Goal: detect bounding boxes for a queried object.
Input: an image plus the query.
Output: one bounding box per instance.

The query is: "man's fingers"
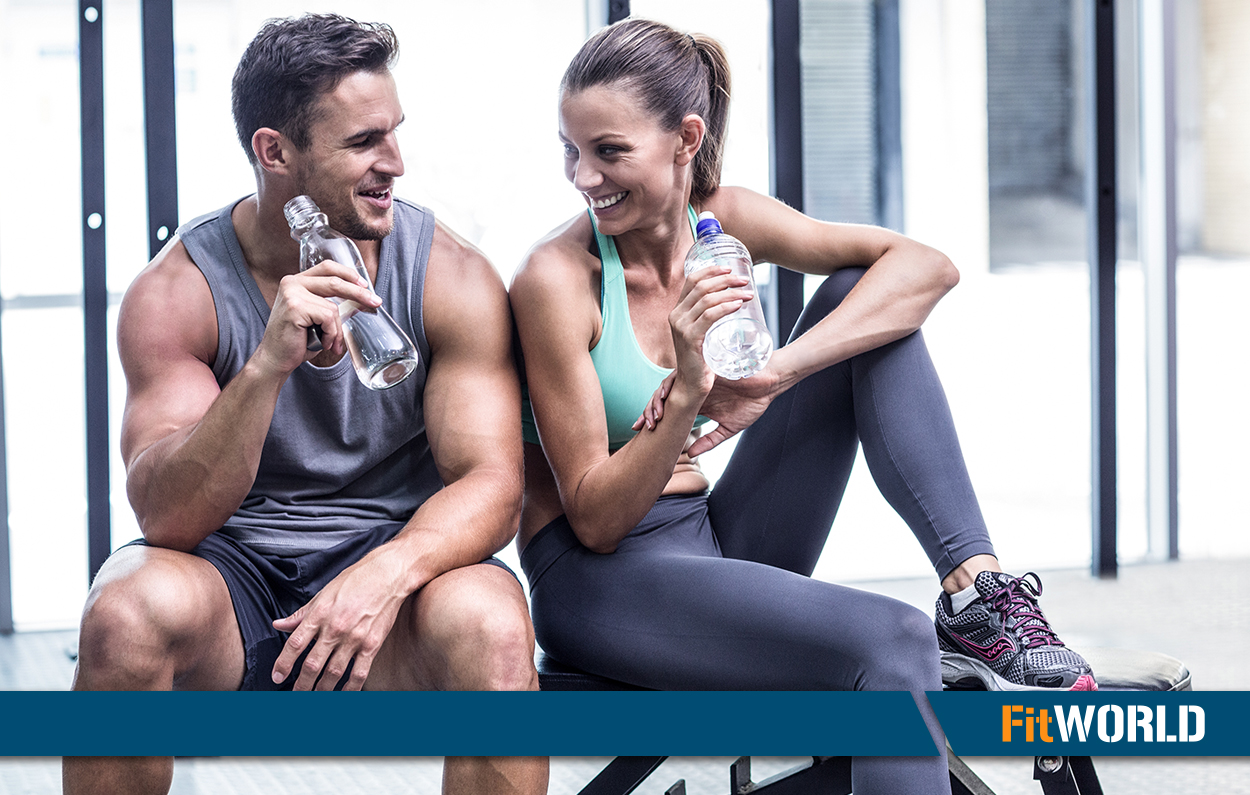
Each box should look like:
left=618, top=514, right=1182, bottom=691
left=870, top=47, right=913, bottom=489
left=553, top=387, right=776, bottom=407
left=270, top=610, right=311, bottom=684
left=298, top=259, right=368, bottom=286
left=342, top=648, right=375, bottom=692
left=301, top=275, right=381, bottom=307
left=314, top=645, right=357, bottom=691
left=292, top=641, right=332, bottom=691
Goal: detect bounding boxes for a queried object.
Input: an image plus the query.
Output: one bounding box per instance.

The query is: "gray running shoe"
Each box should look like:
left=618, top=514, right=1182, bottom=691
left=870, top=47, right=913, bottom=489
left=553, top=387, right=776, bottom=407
left=935, top=571, right=1097, bottom=691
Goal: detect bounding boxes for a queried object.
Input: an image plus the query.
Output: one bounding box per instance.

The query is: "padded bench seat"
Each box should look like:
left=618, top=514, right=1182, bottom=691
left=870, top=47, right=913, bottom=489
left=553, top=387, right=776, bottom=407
left=535, top=652, right=649, bottom=691
left=1079, top=647, right=1191, bottom=691
left=536, top=647, right=1192, bottom=692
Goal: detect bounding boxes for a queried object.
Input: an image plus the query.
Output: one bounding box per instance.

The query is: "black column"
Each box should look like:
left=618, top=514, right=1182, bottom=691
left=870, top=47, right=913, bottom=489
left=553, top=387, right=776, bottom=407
left=81, top=0, right=111, bottom=582
left=143, top=0, right=179, bottom=259
left=1087, top=0, right=1117, bottom=578
left=768, top=0, right=807, bottom=342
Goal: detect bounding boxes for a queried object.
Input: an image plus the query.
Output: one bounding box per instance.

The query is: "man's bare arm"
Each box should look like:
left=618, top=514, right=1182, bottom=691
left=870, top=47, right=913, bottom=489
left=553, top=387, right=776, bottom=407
left=269, top=223, right=523, bottom=690
left=119, top=241, right=380, bottom=551
left=390, top=221, right=524, bottom=577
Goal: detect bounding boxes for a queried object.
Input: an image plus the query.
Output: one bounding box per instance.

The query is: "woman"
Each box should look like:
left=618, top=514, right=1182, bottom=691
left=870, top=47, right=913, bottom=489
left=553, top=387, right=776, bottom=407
left=510, top=18, right=1094, bottom=794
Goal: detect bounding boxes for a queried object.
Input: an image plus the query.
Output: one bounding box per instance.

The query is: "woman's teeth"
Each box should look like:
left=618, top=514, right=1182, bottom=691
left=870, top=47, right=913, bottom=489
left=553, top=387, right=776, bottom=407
left=593, top=192, right=626, bottom=209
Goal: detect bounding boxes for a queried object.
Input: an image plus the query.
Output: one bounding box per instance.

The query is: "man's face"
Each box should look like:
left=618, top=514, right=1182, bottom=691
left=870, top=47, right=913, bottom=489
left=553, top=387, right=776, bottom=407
left=292, top=69, right=406, bottom=241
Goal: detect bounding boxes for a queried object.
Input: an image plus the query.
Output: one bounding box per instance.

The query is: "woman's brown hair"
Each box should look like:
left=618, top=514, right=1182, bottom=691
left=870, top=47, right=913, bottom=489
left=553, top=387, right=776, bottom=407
left=562, top=18, right=731, bottom=204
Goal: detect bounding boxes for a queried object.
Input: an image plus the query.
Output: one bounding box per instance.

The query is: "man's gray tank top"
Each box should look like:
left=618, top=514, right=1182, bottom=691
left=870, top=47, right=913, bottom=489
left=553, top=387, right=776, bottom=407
left=176, top=197, right=441, bottom=556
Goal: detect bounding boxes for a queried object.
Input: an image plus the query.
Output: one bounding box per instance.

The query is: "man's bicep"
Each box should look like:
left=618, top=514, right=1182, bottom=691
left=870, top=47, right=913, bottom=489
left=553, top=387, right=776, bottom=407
left=121, top=353, right=223, bottom=464
left=421, top=266, right=521, bottom=486
left=424, top=351, right=521, bottom=486
left=117, top=262, right=222, bottom=469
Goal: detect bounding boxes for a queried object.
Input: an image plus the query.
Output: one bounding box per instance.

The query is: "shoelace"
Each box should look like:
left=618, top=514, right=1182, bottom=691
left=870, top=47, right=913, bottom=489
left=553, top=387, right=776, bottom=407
left=987, top=572, right=1064, bottom=649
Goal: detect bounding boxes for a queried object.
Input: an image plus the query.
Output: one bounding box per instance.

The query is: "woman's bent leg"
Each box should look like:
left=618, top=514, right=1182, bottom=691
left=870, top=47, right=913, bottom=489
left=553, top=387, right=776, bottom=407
left=709, top=267, right=995, bottom=581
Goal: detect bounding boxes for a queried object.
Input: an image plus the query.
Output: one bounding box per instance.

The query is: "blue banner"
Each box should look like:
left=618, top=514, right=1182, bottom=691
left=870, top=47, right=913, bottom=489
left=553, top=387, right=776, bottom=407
left=0, top=691, right=937, bottom=757
left=6, top=691, right=1246, bottom=757
left=930, top=691, right=1246, bottom=756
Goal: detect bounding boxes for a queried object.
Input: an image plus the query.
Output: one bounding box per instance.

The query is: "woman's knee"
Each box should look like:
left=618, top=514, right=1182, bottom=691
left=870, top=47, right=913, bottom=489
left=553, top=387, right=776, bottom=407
left=858, top=603, right=942, bottom=692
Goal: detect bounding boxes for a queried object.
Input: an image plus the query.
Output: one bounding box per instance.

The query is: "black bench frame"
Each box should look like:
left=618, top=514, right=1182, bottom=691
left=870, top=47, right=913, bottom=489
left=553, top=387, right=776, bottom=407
left=567, top=752, right=1105, bottom=795
left=540, top=645, right=1191, bottom=795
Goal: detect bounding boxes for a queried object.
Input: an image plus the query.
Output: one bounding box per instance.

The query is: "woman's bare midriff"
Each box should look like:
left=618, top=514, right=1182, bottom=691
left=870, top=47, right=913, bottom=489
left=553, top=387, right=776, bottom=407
left=518, top=435, right=711, bottom=552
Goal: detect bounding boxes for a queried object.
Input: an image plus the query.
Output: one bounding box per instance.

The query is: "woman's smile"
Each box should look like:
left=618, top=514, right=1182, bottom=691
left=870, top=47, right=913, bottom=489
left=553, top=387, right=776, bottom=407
left=590, top=191, right=628, bottom=210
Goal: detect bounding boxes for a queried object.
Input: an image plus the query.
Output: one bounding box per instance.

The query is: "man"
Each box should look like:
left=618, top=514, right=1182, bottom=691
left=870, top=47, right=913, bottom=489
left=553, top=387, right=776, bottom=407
left=64, top=14, right=546, bottom=795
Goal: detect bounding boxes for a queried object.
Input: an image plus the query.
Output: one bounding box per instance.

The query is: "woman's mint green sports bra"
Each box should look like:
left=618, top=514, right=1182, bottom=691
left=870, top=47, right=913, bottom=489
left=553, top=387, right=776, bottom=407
left=521, top=206, right=704, bottom=450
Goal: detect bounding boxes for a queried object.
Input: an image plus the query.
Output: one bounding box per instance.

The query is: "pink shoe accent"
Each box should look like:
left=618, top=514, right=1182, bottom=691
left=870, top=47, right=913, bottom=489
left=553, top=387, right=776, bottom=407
left=1069, top=674, right=1098, bottom=691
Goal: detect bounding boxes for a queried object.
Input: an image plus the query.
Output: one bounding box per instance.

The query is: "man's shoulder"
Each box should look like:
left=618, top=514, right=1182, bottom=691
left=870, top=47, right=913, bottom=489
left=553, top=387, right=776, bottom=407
left=387, top=196, right=499, bottom=302
left=122, top=199, right=244, bottom=322
left=177, top=197, right=249, bottom=242
left=421, top=214, right=493, bottom=280
left=392, top=196, right=434, bottom=229
left=418, top=214, right=508, bottom=349
left=118, top=235, right=218, bottom=367
left=123, top=237, right=209, bottom=313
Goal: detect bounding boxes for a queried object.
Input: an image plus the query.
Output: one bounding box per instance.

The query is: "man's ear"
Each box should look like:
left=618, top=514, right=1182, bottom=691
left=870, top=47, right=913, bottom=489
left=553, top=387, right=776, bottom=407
left=675, top=113, right=706, bottom=167
left=252, top=127, right=294, bottom=175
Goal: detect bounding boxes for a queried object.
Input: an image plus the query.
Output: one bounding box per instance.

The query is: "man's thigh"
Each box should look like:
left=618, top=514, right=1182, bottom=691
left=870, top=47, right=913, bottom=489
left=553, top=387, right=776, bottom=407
left=79, top=544, right=245, bottom=691
left=366, top=562, right=536, bottom=691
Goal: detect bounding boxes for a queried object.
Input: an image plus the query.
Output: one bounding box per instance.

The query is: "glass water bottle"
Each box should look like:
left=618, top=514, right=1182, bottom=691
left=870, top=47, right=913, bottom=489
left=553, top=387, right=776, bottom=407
left=283, top=195, right=419, bottom=390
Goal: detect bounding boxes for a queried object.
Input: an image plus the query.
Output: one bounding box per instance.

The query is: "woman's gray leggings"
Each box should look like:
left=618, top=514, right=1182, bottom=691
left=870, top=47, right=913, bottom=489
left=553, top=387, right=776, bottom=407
left=522, top=268, right=996, bottom=795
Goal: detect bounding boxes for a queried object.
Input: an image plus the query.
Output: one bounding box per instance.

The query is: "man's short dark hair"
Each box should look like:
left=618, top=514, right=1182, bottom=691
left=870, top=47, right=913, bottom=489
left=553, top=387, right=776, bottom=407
left=231, top=13, right=399, bottom=165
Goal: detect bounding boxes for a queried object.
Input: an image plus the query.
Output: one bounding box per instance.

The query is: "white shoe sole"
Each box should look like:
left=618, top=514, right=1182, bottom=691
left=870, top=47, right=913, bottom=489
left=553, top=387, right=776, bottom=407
left=940, top=651, right=1097, bottom=692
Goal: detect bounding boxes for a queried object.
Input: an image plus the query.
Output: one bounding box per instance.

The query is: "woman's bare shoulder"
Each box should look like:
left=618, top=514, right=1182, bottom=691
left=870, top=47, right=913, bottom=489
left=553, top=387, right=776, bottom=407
left=511, top=212, right=599, bottom=302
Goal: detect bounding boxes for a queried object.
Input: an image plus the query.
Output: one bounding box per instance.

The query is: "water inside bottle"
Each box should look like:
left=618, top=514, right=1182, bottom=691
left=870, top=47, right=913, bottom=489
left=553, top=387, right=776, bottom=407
left=364, top=357, right=418, bottom=390
left=703, top=316, right=772, bottom=380
left=344, top=329, right=418, bottom=390
left=341, top=307, right=419, bottom=390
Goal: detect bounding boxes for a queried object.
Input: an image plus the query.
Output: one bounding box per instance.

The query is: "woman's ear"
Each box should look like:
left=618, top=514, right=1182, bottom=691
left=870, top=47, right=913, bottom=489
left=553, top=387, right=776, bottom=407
left=252, top=127, right=293, bottom=175
left=675, top=113, right=706, bottom=166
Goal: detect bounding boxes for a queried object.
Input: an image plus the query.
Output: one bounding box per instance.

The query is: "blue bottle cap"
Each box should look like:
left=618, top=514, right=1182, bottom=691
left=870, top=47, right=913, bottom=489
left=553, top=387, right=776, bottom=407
left=695, top=211, right=723, bottom=238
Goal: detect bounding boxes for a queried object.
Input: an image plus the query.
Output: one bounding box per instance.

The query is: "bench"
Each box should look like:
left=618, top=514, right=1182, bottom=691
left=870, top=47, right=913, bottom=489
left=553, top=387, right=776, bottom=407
left=538, top=647, right=1192, bottom=795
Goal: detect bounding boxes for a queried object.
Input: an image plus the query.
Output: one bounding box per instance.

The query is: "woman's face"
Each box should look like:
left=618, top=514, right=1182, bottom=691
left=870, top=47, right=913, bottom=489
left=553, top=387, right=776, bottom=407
left=558, top=84, right=688, bottom=236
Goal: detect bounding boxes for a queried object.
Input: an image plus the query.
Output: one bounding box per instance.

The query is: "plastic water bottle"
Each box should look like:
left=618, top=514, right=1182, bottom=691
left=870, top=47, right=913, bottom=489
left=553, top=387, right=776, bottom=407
left=283, top=195, right=419, bottom=390
left=683, top=211, right=773, bottom=379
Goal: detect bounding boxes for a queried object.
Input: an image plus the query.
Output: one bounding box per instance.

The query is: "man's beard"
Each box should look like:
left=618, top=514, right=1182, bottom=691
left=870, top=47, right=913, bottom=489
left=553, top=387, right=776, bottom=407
left=334, top=207, right=391, bottom=242
left=295, top=176, right=392, bottom=241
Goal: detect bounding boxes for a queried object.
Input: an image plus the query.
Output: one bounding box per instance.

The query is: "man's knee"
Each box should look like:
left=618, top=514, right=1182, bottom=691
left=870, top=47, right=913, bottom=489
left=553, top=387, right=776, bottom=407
left=76, top=548, right=230, bottom=688
left=416, top=566, right=538, bottom=691
left=77, top=574, right=177, bottom=686
left=458, top=594, right=537, bottom=691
